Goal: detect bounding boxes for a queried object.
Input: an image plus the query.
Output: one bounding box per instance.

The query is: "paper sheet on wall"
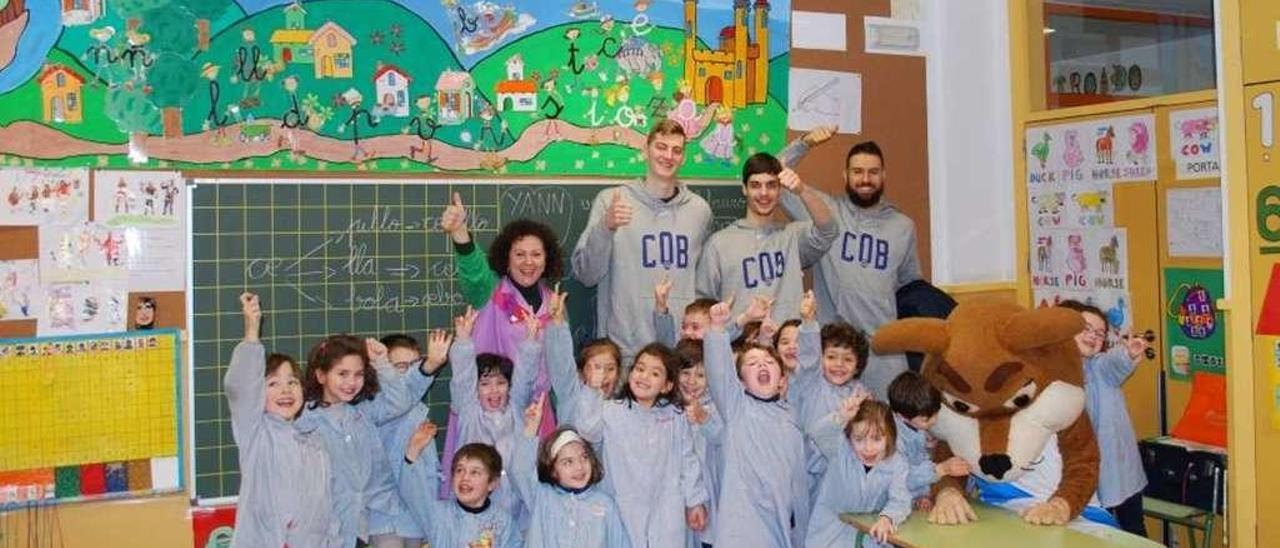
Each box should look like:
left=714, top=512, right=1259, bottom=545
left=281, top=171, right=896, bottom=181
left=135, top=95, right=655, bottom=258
left=791, top=11, right=846, bottom=51
left=1030, top=227, right=1130, bottom=328
left=788, top=68, right=861, bottom=133
left=1166, top=187, right=1224, bottom=258
left=1026, top=114, right=1157, bottom=185
left=92, top=171, right=187, bottom=291
left=0, top=168, right=89, bottom=226
left=0, top=260, right=38, bottom=321
left=36, top=280, right=127, bottom=336
left=39, top=222, right=128, bottom=284
left=1028, top=181, right=1114, bottom=229
left=864, top=16, right=924, bottom=56
left=1169, top=107, right=1221, bottom=180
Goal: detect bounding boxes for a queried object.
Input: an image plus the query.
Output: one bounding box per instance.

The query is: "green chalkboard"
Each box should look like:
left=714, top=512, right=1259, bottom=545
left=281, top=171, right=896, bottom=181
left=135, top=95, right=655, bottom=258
left=190, top=179, right=746, bottom=500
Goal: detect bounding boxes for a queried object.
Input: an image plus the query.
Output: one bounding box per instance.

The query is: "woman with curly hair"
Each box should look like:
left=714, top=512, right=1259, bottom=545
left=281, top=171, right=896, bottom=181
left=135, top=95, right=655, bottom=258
left=436, top=192, right=564, bottom=500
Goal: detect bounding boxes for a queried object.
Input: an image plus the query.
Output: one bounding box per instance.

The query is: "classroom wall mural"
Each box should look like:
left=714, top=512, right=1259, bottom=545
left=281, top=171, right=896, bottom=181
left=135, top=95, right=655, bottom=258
left=0, top=0, right=791, bottom=178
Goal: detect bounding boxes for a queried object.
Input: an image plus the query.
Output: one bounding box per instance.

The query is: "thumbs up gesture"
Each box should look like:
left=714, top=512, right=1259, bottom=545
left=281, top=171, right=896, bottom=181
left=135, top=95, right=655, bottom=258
left=605, top=188, right=633, bottom=231
left=440, top=191, right=471, bottom=244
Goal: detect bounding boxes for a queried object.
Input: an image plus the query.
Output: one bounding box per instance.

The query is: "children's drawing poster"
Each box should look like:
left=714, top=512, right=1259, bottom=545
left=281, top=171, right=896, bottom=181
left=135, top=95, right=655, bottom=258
left=1028, top=181, right=1113, bottom=229
left=1163, top=267, right=1225, bottom=380
left=0, top=0, right=791, bottom=179
left=38, top=221, right=128, bottom=284
left=1166, top=186, right=1224, bottom=258
left=1030, top=227, right=1128, bottom=294
left=93, top=170, right=186, bottom=291
left=1169, top=107, right=1220, bottom=180
left=0, top=259, right=37, bottom=320
left=0, top=167, right=88, bottom=226
left=1025, top=114, right=1156, bottom=185
left=1033, top=287, right=1132, bottom=333
left=37, top=279, right=127, bottom=336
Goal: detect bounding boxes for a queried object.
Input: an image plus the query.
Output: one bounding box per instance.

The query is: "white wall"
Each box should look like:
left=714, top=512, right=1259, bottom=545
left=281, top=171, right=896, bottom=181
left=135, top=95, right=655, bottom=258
left=923, top=0, right=1018, bottom=284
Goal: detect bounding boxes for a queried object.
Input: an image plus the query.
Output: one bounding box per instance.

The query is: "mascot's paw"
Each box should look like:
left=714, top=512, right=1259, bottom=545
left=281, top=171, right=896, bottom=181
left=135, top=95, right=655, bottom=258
left=927, top=488, right=977, bottom=525
left=1022, top=497, right=1071, bottom=526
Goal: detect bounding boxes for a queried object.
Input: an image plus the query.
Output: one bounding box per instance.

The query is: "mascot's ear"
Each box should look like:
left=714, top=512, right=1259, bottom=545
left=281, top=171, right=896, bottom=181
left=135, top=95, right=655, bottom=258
left=997, top=307, right=1084, bottom=352
left=872, top=318, right=949, bottom=355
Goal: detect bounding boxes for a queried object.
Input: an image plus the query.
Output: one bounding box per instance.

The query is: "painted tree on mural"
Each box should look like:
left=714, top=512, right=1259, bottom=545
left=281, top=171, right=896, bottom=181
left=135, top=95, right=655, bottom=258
left=111, top=0, right=169, bottom=31
left=104, top=83, right=161, bottom=163
left=176, top=0, right=235, bottom=52
left=141, top=4, right=199, bottom=137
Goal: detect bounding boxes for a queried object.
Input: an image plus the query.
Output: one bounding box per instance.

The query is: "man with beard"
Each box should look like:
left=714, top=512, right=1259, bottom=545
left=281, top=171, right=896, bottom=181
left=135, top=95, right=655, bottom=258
left=695, top=152, right=836, bottom=322
left=778, top=126, right=922, bottom=399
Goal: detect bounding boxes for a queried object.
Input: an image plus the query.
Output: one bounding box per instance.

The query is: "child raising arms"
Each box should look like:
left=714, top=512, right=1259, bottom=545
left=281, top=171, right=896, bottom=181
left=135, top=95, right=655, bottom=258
left=551, top=283, right=709, bottom=547
left=297, top=326, right=434, bottom=546
left=806, top=393, right=912, bottom=547
left=514, top=393, right=632, bottom=547
left=704, top=296, right=808, bottom=547
left=399, top=420, right=520, bottom=548
left=225, top=293, right=339, bottom=547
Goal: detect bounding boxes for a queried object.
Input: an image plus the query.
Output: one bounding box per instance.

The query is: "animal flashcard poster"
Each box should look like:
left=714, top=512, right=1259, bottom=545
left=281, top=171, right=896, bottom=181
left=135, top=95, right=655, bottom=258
left=0, top=167, right=88, bottom=226
left=1028, top=181, right=1114, bottom=229
left=1169, top=107, right=1220, bottom=180
left=93, top=171, right=187, bottom=291
left=1025, top=114, right=1156, bottom=185
left=1031, top=227, right=1130, bottom=328
left=0, top=259, right=38, bottom=321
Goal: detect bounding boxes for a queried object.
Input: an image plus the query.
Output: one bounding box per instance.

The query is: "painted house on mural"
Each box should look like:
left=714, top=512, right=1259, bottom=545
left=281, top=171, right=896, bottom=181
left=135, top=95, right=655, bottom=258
left=39, top=64, right=83, bottom=124
left=435, top=70, right=475, bottom=125
left=373, top=65, right=411, bottom=117
left=61, top=0, right=102, bottom=26
left=495, top=55, right=536, bottom=113
left=270, top=1, right=315, bottom=65
left=683, top=0, right=771, bottom=108
left=309, top=22, right=356, bottom=79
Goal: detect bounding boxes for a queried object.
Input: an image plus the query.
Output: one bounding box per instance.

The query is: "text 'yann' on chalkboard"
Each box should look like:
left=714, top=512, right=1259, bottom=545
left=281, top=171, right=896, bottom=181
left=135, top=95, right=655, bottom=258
left=189, top=179, right=744, bottom=500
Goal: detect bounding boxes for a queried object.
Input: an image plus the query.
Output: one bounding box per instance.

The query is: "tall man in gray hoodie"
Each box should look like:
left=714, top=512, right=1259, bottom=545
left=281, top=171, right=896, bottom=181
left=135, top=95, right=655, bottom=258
left=573, top=120, right=713, bottom=362
left=779, top=127, right=923, bottom=398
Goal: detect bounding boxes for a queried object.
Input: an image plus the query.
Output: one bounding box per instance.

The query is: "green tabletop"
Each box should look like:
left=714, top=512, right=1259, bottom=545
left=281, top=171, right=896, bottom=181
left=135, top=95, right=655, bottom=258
left=841, top=503, right=1163, bottom=547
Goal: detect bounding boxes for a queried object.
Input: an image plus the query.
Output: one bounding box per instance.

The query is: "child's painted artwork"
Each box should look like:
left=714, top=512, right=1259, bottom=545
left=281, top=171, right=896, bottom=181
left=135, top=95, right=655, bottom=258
left=0, top=258, right=38, bottom=320
left=0, top=0, right=790, bottom=179
left=1025, top=114, right=1155, bottom=185
left=38, top=279, right=127, bottom=335
left=39, top=221, right=128, bottom=284
left=0, top=167, right=89, bottom=225
left=94, top=170, right=186, bottom=291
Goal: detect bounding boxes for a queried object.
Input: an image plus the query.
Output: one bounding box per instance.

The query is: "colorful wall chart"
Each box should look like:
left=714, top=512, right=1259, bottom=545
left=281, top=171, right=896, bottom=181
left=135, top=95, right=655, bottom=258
left=1164, top=267, right=1225, bottom=381
left=0, top=329, right=183, bottom=506
left=0, top=0, right=791, bottom=179
left=1026, top=113, right=1156, bottom=185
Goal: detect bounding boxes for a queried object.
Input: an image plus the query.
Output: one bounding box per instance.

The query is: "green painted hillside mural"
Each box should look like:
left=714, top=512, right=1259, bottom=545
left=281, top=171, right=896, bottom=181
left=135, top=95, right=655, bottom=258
left=0, top=0, right=790, bottom=178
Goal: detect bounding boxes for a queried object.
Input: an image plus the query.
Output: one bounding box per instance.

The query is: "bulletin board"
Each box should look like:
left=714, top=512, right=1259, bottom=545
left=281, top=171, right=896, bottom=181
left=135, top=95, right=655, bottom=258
left=0, top=329, right=183, bottom=507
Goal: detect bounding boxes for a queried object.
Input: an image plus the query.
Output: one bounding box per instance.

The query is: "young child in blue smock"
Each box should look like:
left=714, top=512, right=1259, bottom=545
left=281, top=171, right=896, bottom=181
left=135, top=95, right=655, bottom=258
left=544, top=288, right=710, bottom=548
left=297, top=325, right=433, bottom=546
left=703, top=296, right=808, bottom=548
left=514, top=393, right=633, bottom=547
left=1059, top=300, right=1151, bottom=536
left=449, top=306, right=542, bottom=529
left=786, top=290, right=868, bottom=536
left=806, top=393, right=912, bottom=548
left=544, top=289, right=621, bottom=424
left=675, top=338, right=724, bottom=547
left=225, top=293, right=340, bottom=547
left=375, top=331, right=451, bottom=547
left=886, top=371, right=971, bottom=509
left=399, top=420, right=520, bottom=548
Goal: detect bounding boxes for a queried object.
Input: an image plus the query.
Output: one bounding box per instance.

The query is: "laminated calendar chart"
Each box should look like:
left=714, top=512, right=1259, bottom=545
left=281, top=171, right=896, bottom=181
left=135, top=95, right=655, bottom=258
left=0, top=329, right=183, bottom=506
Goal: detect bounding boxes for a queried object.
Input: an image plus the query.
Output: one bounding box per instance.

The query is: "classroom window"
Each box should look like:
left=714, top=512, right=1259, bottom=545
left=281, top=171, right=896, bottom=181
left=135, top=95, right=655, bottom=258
left=1030, top=0, right=1215, bottom=110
